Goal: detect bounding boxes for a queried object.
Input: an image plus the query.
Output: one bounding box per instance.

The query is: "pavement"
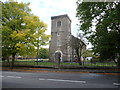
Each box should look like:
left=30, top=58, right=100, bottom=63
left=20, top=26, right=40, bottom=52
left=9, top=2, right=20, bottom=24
left=1, top=67, right=120, bottom=75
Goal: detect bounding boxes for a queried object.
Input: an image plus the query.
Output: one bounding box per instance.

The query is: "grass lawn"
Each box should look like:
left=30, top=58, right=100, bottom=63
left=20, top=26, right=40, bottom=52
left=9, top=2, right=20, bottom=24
left=14, top=61, right=80, bottom=66
left=2, top=59, right=117, bottom=67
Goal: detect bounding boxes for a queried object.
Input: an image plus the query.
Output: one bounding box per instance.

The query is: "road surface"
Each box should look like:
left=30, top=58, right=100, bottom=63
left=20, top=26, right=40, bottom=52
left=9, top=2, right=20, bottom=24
left=1, top=71, right=120, bottom=88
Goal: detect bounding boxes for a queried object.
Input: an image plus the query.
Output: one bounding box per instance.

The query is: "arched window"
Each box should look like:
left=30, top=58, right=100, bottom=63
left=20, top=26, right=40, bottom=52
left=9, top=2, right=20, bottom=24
left=57, top=21, right=61, bottom=27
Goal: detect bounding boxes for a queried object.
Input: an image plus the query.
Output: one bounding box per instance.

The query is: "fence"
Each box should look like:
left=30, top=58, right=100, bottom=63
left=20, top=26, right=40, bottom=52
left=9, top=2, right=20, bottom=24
left=1, top=59, right=117, bottom=68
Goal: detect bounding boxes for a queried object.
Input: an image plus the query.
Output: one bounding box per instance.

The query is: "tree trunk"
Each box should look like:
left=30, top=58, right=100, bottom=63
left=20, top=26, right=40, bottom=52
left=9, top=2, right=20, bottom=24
left=78, top=57, right=82, bottom=65
left=117, top=52, right=120, bottom=68
left=117, top=60, right=120, bottom=68
left=117, top=34, right=120, bottom=68
left=11, top=53, right=16, bottom=69
left=76, top=49, right=82, bottom=65
left=7, top=57, right=9, bottom=63
left=117, top=20, right=120, bottom=68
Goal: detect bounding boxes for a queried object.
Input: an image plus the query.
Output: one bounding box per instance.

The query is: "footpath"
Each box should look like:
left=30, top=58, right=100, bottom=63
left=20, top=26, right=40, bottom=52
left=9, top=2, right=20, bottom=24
left=1, top=66, right=120, bottom=75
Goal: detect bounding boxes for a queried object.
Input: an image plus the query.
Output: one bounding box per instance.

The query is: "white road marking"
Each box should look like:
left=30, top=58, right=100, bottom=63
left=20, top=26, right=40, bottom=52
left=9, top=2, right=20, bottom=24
left=39, top=78, right=46, bottom=80
left=7, top=76, right=22, bottom=78
left=14, top=72, right=32, bottom=74
left=3, top=71, right=32, bottom=74
left=39, top=78, right=86, bottom=83
left=113, top=83, right=120, bottom=86
left=11, top=72, right=32, bottom=74
left=0, top=75, right=4, bottom=77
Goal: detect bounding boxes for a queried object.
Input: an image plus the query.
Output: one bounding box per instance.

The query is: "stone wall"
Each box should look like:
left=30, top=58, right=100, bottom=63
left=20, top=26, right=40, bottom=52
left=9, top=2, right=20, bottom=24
left=49, top=14, right=73, bottom=62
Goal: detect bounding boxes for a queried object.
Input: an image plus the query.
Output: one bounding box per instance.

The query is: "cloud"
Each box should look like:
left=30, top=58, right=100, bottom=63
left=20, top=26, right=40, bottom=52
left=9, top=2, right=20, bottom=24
left=2, top=0, right=79, bottom=36
left=27, top=0, right=79, bottom=36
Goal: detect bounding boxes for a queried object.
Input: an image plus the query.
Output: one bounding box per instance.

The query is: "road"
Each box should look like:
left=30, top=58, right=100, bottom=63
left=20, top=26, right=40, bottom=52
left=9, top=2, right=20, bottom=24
left=1, top=70, right=120, bottom=88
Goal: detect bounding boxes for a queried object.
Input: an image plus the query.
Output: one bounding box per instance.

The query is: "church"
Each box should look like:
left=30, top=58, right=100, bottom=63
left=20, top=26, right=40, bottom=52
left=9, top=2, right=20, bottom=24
left=49, top=14, right=86, bottom=62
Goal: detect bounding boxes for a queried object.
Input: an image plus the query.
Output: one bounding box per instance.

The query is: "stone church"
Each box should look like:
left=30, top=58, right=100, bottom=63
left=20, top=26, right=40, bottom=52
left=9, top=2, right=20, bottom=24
left=49, top=14, right=86, bottom=62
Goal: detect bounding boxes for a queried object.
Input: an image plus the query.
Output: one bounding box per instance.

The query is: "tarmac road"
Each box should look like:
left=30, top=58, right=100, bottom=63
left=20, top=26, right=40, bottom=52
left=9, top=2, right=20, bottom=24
left=1, top=70, right=120, bottom=88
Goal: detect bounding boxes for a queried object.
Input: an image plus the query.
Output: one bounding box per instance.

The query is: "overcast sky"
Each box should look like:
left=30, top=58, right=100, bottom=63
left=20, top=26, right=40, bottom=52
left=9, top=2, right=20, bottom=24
left=16, top=0, right=79, bottom=36
left=2, top=0, right=92, bottom=49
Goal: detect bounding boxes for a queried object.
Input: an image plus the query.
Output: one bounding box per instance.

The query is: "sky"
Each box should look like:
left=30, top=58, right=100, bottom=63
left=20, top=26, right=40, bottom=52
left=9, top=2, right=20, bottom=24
left=16, top=0, right=79, bottom=36
left=2, top=0, right=92, bottom=49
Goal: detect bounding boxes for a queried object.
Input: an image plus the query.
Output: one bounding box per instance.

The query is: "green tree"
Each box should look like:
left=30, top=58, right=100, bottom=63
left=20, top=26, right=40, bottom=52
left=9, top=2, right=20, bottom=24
left=38, top=48, right=49, bottom=59
left=2, top=1, right=50, bottom=68
left=83, top=49, right=94, bottom=58
left=76, top=0, right=120, bottom=67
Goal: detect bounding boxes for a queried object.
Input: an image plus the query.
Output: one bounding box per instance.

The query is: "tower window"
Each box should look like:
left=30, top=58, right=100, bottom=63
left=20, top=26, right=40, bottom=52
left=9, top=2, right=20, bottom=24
left=57, top=40, right=61, bottom=46
left=57, top=21, right=61, bottom=27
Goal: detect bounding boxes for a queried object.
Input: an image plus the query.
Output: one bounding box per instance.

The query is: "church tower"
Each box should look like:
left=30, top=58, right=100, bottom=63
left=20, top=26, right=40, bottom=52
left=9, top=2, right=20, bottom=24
left=49, top=14, right=72, bottom=62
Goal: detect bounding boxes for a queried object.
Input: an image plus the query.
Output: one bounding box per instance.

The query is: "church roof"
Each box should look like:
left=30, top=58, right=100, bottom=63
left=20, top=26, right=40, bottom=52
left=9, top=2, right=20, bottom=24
left=71, top=35, right=86, bottom=47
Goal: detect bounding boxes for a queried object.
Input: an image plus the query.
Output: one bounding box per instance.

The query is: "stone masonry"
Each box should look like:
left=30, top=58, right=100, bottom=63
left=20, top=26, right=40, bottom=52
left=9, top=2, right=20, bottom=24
left=49, top=14, right=86, bottom=62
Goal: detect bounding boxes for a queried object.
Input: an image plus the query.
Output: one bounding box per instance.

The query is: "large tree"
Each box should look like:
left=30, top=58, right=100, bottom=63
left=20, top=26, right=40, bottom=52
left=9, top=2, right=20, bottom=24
left=38, top=48, right=49, bottom=59
left=2, top=1, right=50, bottom=68
left=76, top=0, right=120, bottom=67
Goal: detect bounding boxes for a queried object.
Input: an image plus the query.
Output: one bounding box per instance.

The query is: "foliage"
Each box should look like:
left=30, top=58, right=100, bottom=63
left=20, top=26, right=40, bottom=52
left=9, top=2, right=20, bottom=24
left=76, top=0, right=120, bottom=67
left=38, top=48, right=49, bottom=59
left=83, top=49, right=94, bottom=57
left=2, top=0, right=50, bottom=68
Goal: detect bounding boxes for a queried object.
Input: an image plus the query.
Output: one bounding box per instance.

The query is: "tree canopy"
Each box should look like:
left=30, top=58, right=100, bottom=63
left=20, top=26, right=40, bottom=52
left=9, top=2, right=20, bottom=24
left=38, top=48, right=49, bottom=59
left=76, top=0, right=120, bottom=66
left=2, top=0, right=50, bottom=67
